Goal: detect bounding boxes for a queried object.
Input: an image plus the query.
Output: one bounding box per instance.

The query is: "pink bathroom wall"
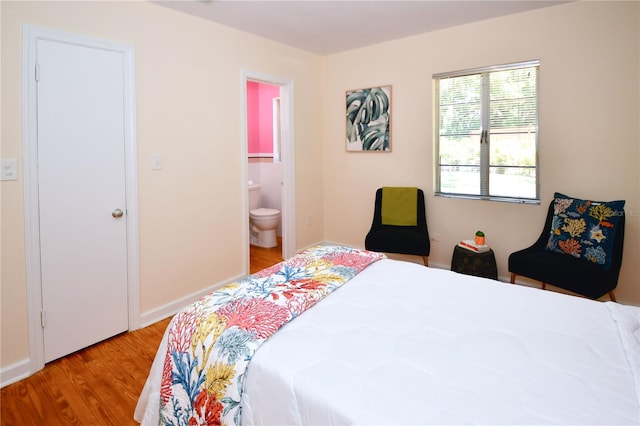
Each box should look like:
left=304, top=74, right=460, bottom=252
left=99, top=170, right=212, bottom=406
left=247, top=81, right=280, bottom=155
left=247, top=81, right=260, bottom=154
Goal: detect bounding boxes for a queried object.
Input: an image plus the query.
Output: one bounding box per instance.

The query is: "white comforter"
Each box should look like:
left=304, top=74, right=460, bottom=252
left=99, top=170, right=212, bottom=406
left=240, top=259, right=640, bottom=425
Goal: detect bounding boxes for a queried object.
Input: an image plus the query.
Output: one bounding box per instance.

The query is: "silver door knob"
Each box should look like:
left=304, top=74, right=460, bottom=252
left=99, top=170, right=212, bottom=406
left=112, top=208, right=124, bottom=218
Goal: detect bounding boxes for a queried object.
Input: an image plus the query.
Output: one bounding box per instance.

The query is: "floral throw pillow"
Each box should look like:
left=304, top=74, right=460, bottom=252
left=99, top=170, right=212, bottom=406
left=546, top=192, right=625, bottom=269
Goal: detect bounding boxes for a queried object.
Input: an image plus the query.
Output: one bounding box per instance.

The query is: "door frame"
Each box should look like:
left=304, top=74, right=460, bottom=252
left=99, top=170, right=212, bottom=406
left=22, top=24, right=140, bottom=374
left=240, top=70, right=296, bottom=267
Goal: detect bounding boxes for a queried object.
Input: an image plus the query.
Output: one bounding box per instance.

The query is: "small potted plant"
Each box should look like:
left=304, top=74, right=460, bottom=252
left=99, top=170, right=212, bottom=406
left=475, top=230, right=485, bottom=245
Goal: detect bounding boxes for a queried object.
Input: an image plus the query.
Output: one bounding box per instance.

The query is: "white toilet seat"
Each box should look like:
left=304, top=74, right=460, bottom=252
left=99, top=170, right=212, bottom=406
left=250, top=208, right=280, bottom=218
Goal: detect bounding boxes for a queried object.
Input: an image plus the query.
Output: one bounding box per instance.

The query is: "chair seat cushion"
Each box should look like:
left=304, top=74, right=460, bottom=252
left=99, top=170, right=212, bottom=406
left=365, top=226, right=429, bottom=256
left=509, top=248, right=616, bottom=299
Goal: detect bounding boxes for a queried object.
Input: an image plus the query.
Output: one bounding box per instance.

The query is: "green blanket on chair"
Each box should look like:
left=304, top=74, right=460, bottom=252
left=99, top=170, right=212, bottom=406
left=381, top=187, right=418, bottom=226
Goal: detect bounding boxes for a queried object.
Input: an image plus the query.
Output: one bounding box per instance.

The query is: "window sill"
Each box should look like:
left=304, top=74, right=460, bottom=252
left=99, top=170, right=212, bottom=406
left=434, top=193, right=540, bottom=205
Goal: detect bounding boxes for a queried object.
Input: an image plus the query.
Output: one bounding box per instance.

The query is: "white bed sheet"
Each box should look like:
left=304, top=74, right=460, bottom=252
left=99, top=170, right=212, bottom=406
left=240, top=259, right=640, bottom=425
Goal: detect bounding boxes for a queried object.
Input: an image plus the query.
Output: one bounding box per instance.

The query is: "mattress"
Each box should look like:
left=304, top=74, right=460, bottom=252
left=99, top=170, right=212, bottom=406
left=136, top=255, right=640, bottom=425
left=240, top=259, right=639, bottom=425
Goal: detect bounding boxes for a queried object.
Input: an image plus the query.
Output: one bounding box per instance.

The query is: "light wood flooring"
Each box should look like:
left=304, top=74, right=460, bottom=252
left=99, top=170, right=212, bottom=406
left=0, top=240, right=282, bottom=425
left=249, top=237, right=284, bottom=274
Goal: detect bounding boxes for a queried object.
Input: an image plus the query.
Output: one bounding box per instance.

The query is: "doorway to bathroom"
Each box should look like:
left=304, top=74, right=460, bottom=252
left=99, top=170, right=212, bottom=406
left=241, top=70, right=295, bottom=272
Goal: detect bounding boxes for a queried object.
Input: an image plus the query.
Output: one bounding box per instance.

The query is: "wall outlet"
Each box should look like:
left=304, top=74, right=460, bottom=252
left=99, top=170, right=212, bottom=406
left=1, top=159, right=18, bottom=181
left=430, top=233, right=441, bottom=242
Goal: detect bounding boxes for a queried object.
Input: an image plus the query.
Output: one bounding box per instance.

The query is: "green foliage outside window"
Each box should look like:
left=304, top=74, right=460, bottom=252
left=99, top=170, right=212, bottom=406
left=435, top=62, right=539, bottom=201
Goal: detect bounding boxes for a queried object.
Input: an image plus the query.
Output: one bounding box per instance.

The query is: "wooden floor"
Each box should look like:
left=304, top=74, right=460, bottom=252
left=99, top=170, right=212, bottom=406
left=249, top=237, right=284, bottom=274
left=0, top=241, right=282, bottom=425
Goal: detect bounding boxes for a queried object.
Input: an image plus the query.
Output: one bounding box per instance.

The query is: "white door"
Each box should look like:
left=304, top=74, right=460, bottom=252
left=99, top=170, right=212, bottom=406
left=37, top=38, right=129, bottom=362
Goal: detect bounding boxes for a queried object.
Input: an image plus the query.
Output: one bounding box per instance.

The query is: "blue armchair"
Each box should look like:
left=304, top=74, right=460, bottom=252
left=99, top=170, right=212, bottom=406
left=508, top=197, right=625, bottom=301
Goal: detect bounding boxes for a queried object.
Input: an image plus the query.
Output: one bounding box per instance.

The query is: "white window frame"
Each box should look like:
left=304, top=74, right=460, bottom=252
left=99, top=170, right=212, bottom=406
left=433, top=60, right=540, bottom=204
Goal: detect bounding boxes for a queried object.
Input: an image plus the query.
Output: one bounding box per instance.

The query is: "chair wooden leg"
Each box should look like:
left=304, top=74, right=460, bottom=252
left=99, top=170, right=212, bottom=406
left=609, top=291, right=617, bottom=302
left=510, top=273, right=516, bottom=284
left=422, top=256, right=428, bottom=267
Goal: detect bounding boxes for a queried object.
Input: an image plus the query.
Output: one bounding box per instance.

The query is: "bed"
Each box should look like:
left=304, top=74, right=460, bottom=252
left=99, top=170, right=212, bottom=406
left=135, top=244, right=640, bottom=425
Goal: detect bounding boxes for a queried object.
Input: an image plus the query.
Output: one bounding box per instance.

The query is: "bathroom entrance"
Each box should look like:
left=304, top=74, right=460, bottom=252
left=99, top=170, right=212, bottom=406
left=242, top=71, right=295, bottom=271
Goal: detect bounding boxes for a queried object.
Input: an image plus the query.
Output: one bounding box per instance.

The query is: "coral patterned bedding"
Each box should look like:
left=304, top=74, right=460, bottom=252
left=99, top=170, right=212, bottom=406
left=135, top=245, right=384, bottom=425
left=136, top=245, right=640, bottom=425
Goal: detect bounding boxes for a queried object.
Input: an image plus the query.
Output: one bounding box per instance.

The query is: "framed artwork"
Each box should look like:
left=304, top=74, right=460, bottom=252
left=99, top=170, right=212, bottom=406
left=346, top=85, right=391, bottom=152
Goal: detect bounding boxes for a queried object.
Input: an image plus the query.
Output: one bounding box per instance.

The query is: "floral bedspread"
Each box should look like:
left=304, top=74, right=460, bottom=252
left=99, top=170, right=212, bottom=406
left=158, top=245, right=385, bottom=425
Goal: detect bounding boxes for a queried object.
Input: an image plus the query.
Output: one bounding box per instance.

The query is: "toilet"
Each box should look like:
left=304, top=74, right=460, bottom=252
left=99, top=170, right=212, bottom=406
left=248, top=182, right=281, bottom=248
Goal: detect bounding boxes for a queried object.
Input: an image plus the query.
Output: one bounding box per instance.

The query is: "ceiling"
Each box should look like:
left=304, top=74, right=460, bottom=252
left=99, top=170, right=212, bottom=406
left=155, top=0, right=567, bottom=55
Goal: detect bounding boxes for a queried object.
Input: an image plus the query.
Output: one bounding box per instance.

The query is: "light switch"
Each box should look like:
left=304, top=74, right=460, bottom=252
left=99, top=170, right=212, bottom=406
left=1, top=159, right=18, bottom=181
left=151, top=153, right=163, bottom=170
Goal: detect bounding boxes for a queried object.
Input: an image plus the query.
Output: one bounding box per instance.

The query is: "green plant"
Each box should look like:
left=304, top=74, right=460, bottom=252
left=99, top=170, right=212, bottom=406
left=475, top=230, right=485, bottom=237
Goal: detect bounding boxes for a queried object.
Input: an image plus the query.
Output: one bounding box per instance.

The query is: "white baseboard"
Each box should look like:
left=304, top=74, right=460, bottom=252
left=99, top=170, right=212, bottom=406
left=1, top=358, right=31, bottom=388
left=1, top=274, right=248, bottom=388
left=5, top=246, right=437, bottom=389
left=134, top=243, right=341, bottom=328
left=138, top=244, right=453, bottom=330
left=139, top=273, right=246, bottom=328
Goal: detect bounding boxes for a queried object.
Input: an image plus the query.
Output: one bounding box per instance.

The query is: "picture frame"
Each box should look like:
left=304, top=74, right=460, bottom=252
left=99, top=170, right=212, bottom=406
left=346, top=85, right=391, bottom=152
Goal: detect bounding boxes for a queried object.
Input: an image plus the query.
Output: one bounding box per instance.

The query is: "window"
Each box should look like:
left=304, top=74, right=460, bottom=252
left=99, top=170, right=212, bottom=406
left=434, top=60, right=539, bottom=203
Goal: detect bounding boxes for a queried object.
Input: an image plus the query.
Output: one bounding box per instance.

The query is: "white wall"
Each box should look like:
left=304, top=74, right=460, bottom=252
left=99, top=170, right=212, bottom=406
left=321, top=1, right=639, bottom=304
left=1, top=0, right=323, bottom=372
